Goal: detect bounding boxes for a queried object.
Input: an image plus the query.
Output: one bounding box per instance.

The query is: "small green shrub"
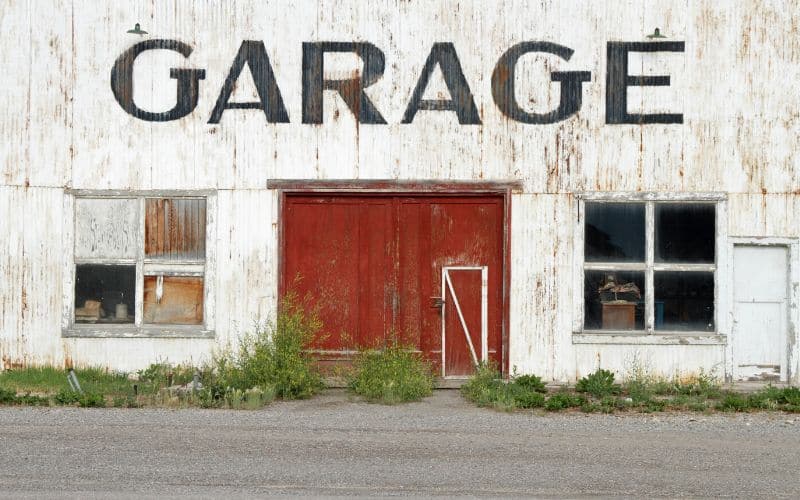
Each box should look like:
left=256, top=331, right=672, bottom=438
left=54, top=389, right=80, bottom=405
left=0, top=387, right=16, bottom=404
left=78, top=392, right=106, bottom=408
left=512, top=374, right=547, bottom=394
left=641, top=399, right=667, bottom=412
left=779, top=387, right=800, bottom=405
left=461, top=365, right=549, bottom=411
left=210, top=293, right=325, bottom=400
left=576, top=369, right=620, bottom=398
left=348, top=340, right=434, bottom=404
left=460, top=364, right=504, bottom=407
left=545, top=392, right=585, bottom=411
left=9, top=393, right=49, bottom=406
left=53, top=389, right=105, bottom=407
left=509, top=386, right=546, bottom=409
left=717, top=392, right=750, bottom=412
left=580, top=402, right=599, bottom=413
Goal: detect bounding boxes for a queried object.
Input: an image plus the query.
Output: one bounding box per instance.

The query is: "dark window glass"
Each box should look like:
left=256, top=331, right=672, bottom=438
left=585, top=203, right=645, bottom=262
left=75, top=265, right=135, bottom=324
left=584, top=271, right=645, bottom=330
left=655, top=204, right=715, bottom=263
left=654, top=272, right=714, bottom=331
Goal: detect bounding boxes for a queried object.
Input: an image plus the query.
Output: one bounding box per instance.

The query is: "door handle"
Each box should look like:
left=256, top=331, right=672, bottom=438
left=430, top=296, right=444, bottom=308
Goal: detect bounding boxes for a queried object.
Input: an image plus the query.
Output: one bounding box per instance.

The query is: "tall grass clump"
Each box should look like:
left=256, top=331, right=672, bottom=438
left=347, top=338, right=435, bottom=404
left=210, top=293, right=325, bottom=400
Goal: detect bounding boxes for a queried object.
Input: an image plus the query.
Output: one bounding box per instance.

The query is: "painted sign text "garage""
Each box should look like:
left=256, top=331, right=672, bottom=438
left=111, top=40, right=685, bottom=126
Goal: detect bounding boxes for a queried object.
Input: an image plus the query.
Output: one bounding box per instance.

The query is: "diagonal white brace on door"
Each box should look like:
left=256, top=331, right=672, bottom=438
left=441, top=266, right=488, bottom=377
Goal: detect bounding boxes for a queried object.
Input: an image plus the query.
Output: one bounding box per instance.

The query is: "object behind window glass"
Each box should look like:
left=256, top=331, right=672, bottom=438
left=655, top=272, right=714, bottom=331
left=584, top=270, right=645, bottom=330
left=655, top=204, right=715, bottom=263
left=585, top=203, right=645, bottom=262
left=74, top=265, right=135, bottom=323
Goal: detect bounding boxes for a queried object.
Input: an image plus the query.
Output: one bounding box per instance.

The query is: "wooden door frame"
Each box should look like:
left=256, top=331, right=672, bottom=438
left=271, top=179, right=521, bottom=375
left=727, top=237, right=800, bottom=383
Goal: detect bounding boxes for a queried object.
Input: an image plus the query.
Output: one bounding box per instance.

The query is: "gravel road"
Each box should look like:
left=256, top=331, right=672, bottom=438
left=0, top=389, right=798, bottom=498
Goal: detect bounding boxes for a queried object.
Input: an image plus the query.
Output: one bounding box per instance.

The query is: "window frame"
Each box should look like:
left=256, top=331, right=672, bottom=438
left=62, top=190, right=216, bottom=339
left=572, top=192, right=728, bottom=345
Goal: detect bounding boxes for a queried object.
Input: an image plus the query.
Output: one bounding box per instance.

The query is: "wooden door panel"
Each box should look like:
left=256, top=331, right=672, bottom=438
left=284, top=196, right=391, bottom=351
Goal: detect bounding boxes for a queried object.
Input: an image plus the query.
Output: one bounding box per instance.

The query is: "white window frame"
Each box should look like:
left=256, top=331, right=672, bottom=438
left=62, top=190, right=216, bottom=338
left=572, top=192, right=728, bottom=345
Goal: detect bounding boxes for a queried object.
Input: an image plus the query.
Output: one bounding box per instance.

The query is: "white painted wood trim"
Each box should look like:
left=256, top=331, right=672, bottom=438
left=577, top=192, right=727, bottom=202
left=62, top=327, right=215, bottom=339
left=572, top=333, right=727, bottom=345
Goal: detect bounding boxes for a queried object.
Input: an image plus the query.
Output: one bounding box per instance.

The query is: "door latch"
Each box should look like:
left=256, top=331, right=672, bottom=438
left=430, top=296, right=444, bottom=308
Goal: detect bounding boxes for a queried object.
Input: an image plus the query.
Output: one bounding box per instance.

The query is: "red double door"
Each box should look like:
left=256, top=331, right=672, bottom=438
left=282, top=194, right=505, bottom=377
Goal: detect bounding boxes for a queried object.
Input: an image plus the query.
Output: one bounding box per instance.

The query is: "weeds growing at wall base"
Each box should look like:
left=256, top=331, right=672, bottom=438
left=346, top=336, right=435, bottom=404
left=461, top=365, right=800, bottom=414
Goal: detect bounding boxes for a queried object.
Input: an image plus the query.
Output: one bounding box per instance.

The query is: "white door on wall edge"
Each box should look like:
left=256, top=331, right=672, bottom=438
left=732, top=245, right=788, bottom=381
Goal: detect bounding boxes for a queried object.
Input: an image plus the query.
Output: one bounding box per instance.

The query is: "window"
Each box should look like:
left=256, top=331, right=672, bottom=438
left=582, top=200, right=716, bottom=333
left=72, top=196, right=207, bottom=331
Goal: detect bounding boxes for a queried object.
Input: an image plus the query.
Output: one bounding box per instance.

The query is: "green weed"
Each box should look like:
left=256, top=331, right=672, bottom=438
left=545, top=392, right=586, bottom=411
left=716, top=392, right=750, bottom=412
left=347, top=339, right=434, bottom=404
left=576, top=369, right=620, bottom=398
left=211, top=293, right=325, bottom=400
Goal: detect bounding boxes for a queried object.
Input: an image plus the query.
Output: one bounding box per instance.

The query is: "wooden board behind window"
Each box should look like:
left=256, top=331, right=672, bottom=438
left=145, top=199, right=206, bottom=260
left=143, top=276, right=203, bottom=325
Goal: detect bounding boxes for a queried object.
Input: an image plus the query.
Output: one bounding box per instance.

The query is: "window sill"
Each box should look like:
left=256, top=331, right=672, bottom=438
left=572, top=332, right=727, bottom=345
left=62, top=326, right=215, bottom=339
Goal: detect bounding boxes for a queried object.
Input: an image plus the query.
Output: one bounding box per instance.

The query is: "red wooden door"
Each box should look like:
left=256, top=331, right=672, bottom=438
left=282, top=194, right=504, bottom=376
left=283, top=196, right=393, bottom=350
left=396, top=197, right=503, bottom=376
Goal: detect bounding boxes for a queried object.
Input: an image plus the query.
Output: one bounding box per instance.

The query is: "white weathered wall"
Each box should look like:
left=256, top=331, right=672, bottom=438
left=1, top=1, right=798, bottom=380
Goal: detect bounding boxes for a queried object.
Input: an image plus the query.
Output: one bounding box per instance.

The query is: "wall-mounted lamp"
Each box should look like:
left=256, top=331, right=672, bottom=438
left=126, top=23, right=148, bottom=36
left=646, top=28, right=667, bottom=39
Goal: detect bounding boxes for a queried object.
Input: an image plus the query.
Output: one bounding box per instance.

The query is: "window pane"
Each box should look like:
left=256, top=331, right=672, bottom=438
left=655, top=204, right=715, bottom=263
left=585, top=203, right=645, bottom=262
left=584, top=271, right=645, bottom=330
left=75, top=198, right=138, bottom=259
left=654, top=272, right=714, bottom=331
left=75, top=265, right=135, bottom=324
left=145, top=199, right=206, bottom=260
left=143, top=276, right=203, bottom=325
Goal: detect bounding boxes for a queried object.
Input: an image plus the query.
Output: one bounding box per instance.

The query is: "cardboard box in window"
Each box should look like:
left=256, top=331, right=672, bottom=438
left=602, top=302, right=636, bottom=330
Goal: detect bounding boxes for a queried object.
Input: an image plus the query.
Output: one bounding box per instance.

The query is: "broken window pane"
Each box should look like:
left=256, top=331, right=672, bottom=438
left=585, top=203, right=645, bottom=262
left=145, top=199, right=206, bottom=261
left=75, top=265, right=135, bottom=324
left=75, top=198, right=138, bottom=259
left=143, top=276, right=203, bottom=325
left=654, top=272, right=714, bottom=331
left=655, top=204, right=715, bottom=263
left=584, top=270, right=645, bottom=330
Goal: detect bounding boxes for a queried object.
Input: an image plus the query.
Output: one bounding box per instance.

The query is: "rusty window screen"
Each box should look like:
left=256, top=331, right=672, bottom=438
left=145, top=198, right=206, bottom=261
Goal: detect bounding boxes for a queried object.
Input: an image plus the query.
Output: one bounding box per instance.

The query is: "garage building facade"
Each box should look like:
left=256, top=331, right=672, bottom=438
left=1, top=0, right=799, bottom=383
